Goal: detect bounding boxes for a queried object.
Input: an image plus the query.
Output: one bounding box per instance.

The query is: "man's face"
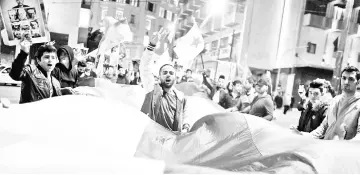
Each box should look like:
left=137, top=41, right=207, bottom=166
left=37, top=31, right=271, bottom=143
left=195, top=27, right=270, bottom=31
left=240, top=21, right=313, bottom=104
left=9, top=10, right=16, bottom=20
left=308, top=87, right=322, bottom=103
left=86, top=62, right=94, bottom=71
left=119, top=68, right=125, bottom=75
left=30, top=22, right=38, bottom=29
left=16, top=0, right=24, bottom=5
left=218, top=78, right=225, bottom=88
left=78, top=66, right=86, bottom=74
left=59, top=51, right=70, bottom=68
left=234, top=83, right=243, bottom=93
left=186, top=70, right=192, bottom=77
left=341, top=71, right=358, bottom=93
left=38, top=52, right=58, bottom=72
left=255, top=84, right=268, bottom=94
left=18, top=9, right=27, bottom=20
left=159, top=65, right=176, bottom=88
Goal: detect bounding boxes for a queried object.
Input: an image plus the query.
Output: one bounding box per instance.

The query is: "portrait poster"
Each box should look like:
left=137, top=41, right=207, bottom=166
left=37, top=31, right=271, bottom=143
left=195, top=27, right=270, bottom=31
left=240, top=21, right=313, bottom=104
left=0, top=0, right=48, bottom=45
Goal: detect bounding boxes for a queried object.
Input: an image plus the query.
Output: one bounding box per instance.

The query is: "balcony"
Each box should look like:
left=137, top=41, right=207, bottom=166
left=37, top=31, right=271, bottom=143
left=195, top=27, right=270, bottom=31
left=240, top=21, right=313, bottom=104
left=303, top=13, right=326, bottom=29
left=303, top=13, right=345, bottom=31
left=349, top=22, right=359, bottom=35
left=180, top=0, right=202, bottom=16
left=184, top=17, right=194, bottom=28
left=223, top=11, right=244, bottom=28
left=219, top=46, right=231, bottom=59
left=223, top=4, right=245, bottom=28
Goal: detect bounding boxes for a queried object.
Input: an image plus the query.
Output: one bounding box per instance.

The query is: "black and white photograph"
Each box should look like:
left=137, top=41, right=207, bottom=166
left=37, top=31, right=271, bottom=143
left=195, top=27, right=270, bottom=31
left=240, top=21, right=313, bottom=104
left=7, top=9, right=18, bottom=22
left=2, top=0, right=360, bottom=174
left=0, top=0, right=47, bottom=41
left=25, top=7, right=36, bottom=20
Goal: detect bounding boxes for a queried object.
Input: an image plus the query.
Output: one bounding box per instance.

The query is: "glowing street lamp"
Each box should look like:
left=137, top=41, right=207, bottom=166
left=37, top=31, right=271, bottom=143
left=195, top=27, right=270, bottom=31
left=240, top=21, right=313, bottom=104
left=207, top=0, right=228, bottom=16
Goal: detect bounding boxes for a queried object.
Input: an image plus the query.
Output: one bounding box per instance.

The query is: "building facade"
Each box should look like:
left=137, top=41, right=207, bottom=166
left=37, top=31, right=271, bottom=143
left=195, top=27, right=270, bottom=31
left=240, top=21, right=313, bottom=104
left=275, top=0, right=360, bottom=105
left=175, top=0, right=245, bottom=81
left=88, top=0, right=179, bottom=71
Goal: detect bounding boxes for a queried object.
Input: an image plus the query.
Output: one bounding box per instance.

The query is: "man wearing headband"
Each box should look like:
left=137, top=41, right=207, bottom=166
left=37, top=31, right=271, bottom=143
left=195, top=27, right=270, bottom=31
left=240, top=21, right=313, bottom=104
left=140, top=28, right=190, bottom=133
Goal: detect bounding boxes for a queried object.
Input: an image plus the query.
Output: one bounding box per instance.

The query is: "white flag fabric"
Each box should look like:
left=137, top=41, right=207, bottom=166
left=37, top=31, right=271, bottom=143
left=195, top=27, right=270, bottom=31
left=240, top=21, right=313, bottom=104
left=174, top=22, right=204, bottom=69
left=95, top=17, right=133, bottom=76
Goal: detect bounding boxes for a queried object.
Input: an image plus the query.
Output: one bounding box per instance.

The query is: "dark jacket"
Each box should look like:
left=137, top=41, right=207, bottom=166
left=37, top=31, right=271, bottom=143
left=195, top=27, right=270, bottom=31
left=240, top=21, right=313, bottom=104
left=297, top=102, right=328, bottom=133
left=116, top=74, right=130, bottom=84
left=9, top=50, right=62, bottom=104
left=52, top=45, right=78, bottom=88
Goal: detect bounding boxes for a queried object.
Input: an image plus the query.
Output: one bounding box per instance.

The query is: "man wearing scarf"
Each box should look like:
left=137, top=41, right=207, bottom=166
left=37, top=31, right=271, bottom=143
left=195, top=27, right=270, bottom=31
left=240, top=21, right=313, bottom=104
left=298, top=66, right=360, bottom=140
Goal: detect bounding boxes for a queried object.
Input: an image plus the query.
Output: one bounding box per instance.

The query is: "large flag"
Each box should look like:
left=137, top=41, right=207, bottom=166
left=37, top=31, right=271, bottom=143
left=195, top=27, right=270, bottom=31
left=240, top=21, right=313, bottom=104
left=173, top=22, right=204, bottom=69
left=95, top=17, right=133, bottom=76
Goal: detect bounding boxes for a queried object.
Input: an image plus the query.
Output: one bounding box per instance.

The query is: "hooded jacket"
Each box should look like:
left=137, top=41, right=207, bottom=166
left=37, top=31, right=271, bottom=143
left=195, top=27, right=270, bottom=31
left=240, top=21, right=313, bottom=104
left=52, top=45, right=78, bottom=88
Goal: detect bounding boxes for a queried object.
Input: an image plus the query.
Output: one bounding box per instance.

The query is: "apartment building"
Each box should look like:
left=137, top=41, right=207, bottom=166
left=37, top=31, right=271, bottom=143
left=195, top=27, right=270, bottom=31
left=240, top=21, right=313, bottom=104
left=267, top=0, right=360, bottom=105
left=175, top=0, right=245, bottom=80
left=88, top=0, right=179, bottom=71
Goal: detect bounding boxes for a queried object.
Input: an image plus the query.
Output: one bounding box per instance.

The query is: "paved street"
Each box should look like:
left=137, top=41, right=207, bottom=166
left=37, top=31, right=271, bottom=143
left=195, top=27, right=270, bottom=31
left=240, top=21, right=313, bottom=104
left=0, top=85, right=20, bottom=104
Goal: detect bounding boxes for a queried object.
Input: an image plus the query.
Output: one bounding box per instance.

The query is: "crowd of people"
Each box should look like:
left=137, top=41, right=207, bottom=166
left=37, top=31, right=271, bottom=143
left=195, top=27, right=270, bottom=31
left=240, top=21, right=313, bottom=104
left=1, top=27, right=360, bottom=141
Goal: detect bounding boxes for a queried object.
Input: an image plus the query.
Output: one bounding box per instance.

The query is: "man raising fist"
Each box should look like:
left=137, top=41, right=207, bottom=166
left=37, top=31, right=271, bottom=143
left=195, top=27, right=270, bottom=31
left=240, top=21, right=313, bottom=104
left=140, top=28, right=190, bottom=133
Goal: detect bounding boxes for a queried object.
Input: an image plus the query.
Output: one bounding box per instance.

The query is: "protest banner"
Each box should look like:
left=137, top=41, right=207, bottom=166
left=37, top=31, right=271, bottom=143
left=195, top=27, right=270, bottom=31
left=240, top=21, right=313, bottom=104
left=0, top=0, right=49, bottom=46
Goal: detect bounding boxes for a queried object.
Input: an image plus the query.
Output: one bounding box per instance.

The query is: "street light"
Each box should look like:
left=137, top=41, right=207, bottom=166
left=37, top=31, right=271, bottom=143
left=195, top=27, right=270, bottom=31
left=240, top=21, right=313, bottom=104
left=207, top=0, right=228, bottom=15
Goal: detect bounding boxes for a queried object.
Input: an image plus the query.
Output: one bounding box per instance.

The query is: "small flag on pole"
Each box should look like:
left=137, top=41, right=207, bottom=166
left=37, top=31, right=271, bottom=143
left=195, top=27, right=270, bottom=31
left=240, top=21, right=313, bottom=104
left=173, top=21, right=204, bottom=69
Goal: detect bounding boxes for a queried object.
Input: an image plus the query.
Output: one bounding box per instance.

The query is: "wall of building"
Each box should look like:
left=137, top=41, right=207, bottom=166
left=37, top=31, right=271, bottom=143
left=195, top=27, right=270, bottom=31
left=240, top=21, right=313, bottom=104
left=240, top=0, right=286, bottom=70
left=276, top=0, right=305, bottom=68
left=44, top=0, right=82, bottom=47
left=296, top=26, right=328, bottom=66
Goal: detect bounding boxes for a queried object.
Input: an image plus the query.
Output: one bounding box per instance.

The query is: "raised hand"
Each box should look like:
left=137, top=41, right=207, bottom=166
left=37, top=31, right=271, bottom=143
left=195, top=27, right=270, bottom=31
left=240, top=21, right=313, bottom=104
left=149, top=27, right=170, bottom=55
left=19, top=34, right=32, bottom=54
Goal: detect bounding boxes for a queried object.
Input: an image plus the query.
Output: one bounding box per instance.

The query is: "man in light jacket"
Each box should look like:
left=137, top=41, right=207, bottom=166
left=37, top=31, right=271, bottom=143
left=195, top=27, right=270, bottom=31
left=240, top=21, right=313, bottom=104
left=140, top=28, right=190, bottom=133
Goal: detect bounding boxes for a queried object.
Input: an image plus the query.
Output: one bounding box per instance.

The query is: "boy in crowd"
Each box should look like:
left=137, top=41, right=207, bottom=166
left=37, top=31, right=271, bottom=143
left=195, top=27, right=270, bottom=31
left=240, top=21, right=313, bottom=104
left=10, top=37, right=62, bottom=103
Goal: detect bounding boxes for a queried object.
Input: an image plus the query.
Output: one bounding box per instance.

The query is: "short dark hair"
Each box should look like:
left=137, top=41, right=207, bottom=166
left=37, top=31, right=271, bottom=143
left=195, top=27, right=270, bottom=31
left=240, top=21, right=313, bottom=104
left=77, top=60, right=86, bottom=67
left=219, top=75, right=225, bottom=79
left=35, top=44, right=57, bottom=60
left=186, top=69, right=192, bottom=73
left=159, top=64, right=175, bottom=75
left=341, top=66, right=360, bottom=80
left=86, top=57, right=96, bottom=63
left=309, top=80, right=324, bottom=93
left=233, top=80, right=242, bottom=86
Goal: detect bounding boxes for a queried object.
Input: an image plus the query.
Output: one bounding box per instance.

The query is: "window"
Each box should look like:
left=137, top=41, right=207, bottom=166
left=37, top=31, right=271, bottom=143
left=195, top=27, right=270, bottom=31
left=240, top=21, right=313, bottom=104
left=307, top=42, right=316, bottom=54
left=163, top=10, right=167, bottom=19
left=147, top=2, right=156, bottom=12
left=145, top=19, right=152, bottom=30
left=115, top=10, right=123, bottom=20
left=357, top=53, right=360, bottom=63
left=101, top=9, right=108, bottom=20
left=130, top=14, right=135, bottom=24
left=172, top=13, right=177, bottom=22
left=211, top=40, right=218, bottom=49
left=166, top=11, right=172, bottom=21
left=220, top=37, right=229, bottom=48
left=159, top=7, right=165, bottom=17
left=125, top=0, right=131, bottom=4
left=132, top=0, right=139, bottom=7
